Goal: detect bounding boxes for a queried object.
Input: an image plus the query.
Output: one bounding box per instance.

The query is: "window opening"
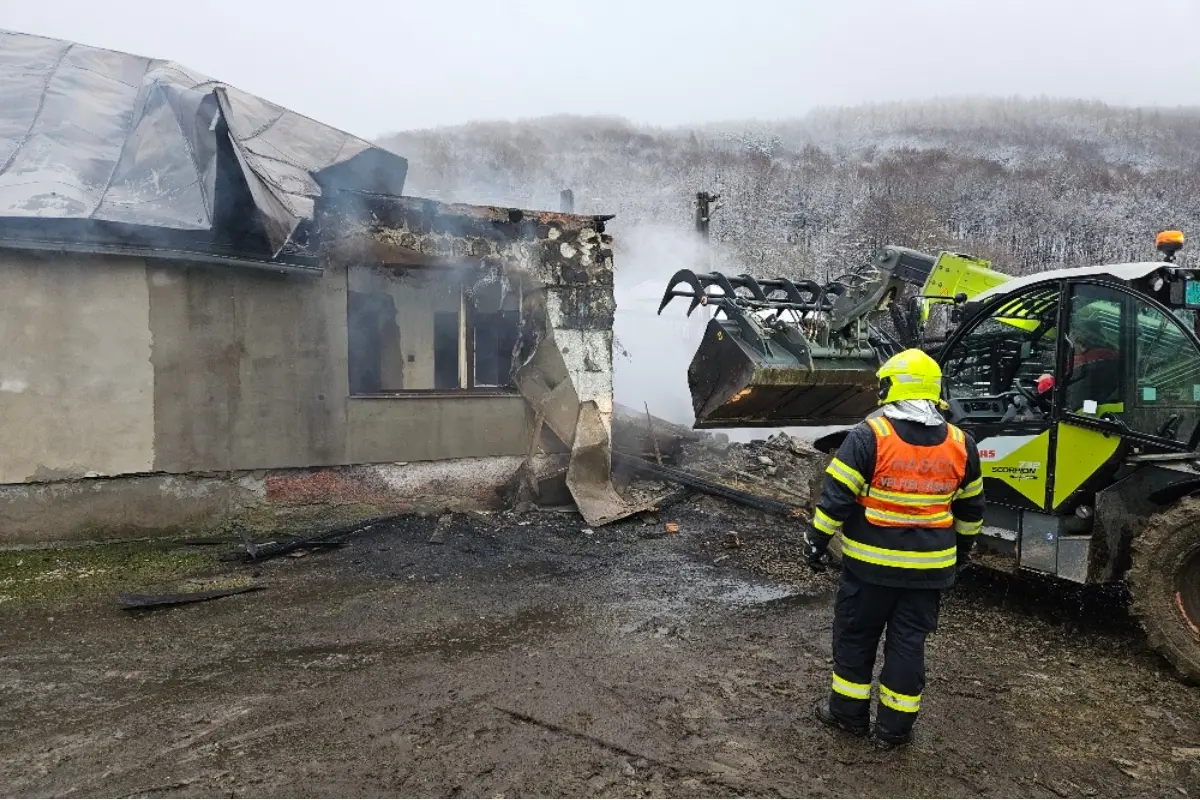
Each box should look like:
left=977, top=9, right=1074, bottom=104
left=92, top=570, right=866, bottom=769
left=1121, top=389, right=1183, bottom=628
left=347, top=264, right=521, bottom=395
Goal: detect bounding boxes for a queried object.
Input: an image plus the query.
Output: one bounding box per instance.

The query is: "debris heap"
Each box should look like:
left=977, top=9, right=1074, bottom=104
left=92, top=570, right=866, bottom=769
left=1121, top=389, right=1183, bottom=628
left=673, top=432, right=830, bottom=510
left=608, top=405, right=834, bottom=527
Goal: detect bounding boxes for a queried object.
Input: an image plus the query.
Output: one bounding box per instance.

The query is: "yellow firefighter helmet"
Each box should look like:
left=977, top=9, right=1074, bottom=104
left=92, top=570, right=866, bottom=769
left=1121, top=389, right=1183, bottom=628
left=877, top=348, right=944, bottom=405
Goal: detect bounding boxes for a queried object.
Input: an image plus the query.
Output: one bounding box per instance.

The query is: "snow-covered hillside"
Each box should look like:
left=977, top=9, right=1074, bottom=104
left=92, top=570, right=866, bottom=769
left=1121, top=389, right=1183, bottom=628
left=377, top=98, right=1200, bottom=425
left=380, top=98, right=1200, bottom=279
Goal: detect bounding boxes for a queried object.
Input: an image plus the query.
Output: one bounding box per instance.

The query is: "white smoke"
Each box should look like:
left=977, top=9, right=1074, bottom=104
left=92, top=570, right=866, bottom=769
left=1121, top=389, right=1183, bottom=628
left=611, top=224, right=713, bottom=426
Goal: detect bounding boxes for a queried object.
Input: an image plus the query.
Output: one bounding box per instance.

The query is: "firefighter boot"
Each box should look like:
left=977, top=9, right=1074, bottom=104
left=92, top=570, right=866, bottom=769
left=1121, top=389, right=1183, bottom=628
left=873, top=727, right=913, bottom=750
left=813, top=700, right=869, bottom=738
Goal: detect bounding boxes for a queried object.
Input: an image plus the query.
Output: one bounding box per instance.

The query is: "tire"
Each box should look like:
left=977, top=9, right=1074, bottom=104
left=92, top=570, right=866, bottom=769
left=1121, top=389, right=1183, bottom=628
left=1127, top=496, right=1200, bottom=683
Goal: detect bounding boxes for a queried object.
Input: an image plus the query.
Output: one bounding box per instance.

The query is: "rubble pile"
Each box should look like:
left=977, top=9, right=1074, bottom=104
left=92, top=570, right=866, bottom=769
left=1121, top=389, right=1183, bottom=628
left=609, top=405, right=835, bottom=535
left=610, top=403, right=707, bottom=462
left=674, top=431, right=831, bottom=509
left=613, top=426, right=838, bottom=587
left=616, top=478, right=687, bottom=515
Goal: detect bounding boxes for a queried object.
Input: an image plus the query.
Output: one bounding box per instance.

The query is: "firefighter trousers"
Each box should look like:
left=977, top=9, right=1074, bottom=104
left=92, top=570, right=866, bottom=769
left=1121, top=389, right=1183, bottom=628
left=827, top=568, right=941, bottom=739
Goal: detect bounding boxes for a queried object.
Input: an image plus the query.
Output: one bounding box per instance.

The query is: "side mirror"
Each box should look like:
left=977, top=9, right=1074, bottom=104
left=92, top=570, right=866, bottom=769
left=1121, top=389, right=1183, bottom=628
left=812, top=428, right=852, bottom=455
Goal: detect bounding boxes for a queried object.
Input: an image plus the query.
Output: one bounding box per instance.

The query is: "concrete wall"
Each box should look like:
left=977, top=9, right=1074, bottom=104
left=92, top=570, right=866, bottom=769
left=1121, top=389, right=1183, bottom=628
left=145, top=260, right=531, bottom=473
left=147, top=260, right=350, bottom=472
left=0, top=252, right=155, bottom=484
left=0, top=250, right=537, bottom=544
left=0, top=250, right=538, bottom=485
left=345, top=397, right=530, bottom=464
left=0, top=454, right=566, bottom=546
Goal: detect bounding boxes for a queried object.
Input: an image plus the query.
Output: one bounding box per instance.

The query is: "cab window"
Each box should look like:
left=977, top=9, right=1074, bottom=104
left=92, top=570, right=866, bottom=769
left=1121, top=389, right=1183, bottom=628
left=1062, top=286, right=1123, bottom=416
left=940, top=284, right=1060, bottom=422
left=1063, top=283, right=1200, bottom=445
left=1129, top=303, right=1200, bottom=443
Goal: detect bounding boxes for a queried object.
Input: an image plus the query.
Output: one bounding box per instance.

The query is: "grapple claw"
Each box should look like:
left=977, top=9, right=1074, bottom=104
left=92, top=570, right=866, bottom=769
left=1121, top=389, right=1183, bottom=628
left=655, top=246, right=953, bottom=427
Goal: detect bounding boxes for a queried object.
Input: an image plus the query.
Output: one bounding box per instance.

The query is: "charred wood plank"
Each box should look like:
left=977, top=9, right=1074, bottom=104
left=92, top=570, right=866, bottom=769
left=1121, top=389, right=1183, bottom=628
left=239, top=512, right=406, bottom=563
left=612, top=452, right=806, bottom=518
left=118, top=585, right=265, bottom=610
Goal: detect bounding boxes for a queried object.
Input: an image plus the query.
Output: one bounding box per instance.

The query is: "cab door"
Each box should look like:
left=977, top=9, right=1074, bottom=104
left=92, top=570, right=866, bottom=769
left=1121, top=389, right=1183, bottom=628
left=940, top=281, right=1063, bottom=513
left=1050, top=280, right=1200, bottom=512
left=1048, top=282, right=1127, bottom=513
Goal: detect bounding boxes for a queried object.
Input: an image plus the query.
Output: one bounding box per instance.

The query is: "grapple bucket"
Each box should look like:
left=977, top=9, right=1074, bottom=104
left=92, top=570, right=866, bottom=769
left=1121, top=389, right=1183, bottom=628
left=687, top=317, right=880, bottom=427
left=656, top=265, right=897, bottom=428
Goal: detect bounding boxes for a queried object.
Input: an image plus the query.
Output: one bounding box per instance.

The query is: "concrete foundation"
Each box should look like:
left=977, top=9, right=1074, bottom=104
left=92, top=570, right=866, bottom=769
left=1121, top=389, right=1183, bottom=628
left=0, top=455, right=567, bottom=547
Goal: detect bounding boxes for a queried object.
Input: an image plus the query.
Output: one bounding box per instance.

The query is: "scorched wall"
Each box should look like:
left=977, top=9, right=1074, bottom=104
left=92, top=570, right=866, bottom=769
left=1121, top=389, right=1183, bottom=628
left=0, top=194, right=618, bottom=544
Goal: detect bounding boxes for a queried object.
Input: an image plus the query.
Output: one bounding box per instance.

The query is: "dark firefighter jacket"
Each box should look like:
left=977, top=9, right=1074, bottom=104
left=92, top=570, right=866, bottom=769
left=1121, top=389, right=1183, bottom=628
left=811, top=415, right=986, bottom=590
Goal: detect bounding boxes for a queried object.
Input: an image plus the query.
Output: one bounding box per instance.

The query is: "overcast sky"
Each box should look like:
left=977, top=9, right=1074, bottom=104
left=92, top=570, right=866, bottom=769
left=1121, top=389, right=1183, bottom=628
left=6, top=0, right=1200, bottom=140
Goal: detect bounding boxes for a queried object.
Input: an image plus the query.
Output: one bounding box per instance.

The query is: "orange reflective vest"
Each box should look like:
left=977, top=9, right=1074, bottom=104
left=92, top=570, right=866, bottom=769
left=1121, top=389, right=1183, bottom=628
left=857, top=417, right=968, bottom=528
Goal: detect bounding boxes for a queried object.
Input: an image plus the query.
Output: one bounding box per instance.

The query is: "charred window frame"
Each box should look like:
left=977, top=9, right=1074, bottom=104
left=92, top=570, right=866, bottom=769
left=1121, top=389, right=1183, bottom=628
left=347, top=264, right=522, bottom=396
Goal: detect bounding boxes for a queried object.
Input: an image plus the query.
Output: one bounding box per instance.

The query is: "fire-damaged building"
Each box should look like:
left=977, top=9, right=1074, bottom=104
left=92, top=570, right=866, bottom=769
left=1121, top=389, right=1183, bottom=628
left=0, top=29, right=632, bottom=545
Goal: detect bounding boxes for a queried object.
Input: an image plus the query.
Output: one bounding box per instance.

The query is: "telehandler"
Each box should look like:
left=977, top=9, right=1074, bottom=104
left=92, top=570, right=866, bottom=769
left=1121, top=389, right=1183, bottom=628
left=658, top=231, right=1200, bottom=682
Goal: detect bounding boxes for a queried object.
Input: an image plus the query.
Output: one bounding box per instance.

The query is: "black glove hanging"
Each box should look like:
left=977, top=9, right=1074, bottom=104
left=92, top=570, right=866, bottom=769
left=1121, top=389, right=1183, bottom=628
left=956, top=547, right=973, bottom=578
left=803, top=532, right=830, bottom=572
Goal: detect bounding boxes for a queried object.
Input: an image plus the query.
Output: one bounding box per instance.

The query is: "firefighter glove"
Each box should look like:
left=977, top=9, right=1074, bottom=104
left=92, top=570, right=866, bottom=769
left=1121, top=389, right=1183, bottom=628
left=803, top=531, right=830, bottom=572
left=956, top=547, right=972, bottom=578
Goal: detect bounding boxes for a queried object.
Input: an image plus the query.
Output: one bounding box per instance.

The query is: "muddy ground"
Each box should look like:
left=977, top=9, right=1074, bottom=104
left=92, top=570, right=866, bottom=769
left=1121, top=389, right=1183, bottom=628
left=1, top=495, right=1198, bottom=799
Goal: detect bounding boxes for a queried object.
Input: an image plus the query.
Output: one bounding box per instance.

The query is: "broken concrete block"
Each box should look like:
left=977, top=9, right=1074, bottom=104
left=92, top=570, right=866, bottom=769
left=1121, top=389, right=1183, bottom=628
left=767, top=433, right=790, bottom=449
left=787, top=437, right=820, bottom=457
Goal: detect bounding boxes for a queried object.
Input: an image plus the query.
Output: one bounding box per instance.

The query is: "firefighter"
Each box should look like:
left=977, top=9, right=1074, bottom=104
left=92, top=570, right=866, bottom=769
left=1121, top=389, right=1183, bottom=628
left=802, top=348, right=986, bottom=749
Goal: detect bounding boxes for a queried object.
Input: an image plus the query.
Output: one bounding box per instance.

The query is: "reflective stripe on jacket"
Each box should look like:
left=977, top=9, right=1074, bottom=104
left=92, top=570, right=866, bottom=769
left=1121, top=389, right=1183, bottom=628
left=811, top=415, right=986, bottom=590
left=857, top=417, right=967, bottom=529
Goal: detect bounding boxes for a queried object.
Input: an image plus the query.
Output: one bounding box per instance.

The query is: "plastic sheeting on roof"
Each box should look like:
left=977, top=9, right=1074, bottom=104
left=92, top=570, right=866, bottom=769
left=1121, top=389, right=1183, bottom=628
left=0, top=29, right=406, bottom=257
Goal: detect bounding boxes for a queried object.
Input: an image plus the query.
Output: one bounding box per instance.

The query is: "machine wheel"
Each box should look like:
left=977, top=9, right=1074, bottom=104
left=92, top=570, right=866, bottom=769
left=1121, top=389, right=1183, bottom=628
left=1127, top=496, right=1200, bottom=683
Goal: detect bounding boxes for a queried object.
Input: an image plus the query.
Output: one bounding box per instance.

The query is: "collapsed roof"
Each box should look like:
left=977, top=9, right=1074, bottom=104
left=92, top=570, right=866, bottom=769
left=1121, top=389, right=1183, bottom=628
left=0, top=29, right=409, bottom=264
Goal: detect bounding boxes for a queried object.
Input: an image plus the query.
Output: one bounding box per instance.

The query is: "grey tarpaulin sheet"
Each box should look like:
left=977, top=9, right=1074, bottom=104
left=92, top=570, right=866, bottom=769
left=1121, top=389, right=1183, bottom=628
left=0, top=29, right=404, bottom=256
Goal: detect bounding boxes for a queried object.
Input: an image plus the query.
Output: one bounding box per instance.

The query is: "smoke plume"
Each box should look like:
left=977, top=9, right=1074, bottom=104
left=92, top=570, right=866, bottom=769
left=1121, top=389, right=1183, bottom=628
left=611, top=224, right=712, bottom=426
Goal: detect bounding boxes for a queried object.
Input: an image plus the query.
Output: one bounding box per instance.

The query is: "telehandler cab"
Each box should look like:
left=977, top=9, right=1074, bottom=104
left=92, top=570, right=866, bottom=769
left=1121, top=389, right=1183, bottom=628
left=658, top=231, right=1200, bottom=682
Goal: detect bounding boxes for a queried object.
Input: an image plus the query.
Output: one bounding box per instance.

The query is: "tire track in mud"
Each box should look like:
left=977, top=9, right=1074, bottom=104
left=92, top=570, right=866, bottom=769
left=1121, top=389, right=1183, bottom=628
left=1, top=508, right=1198, bottom=798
